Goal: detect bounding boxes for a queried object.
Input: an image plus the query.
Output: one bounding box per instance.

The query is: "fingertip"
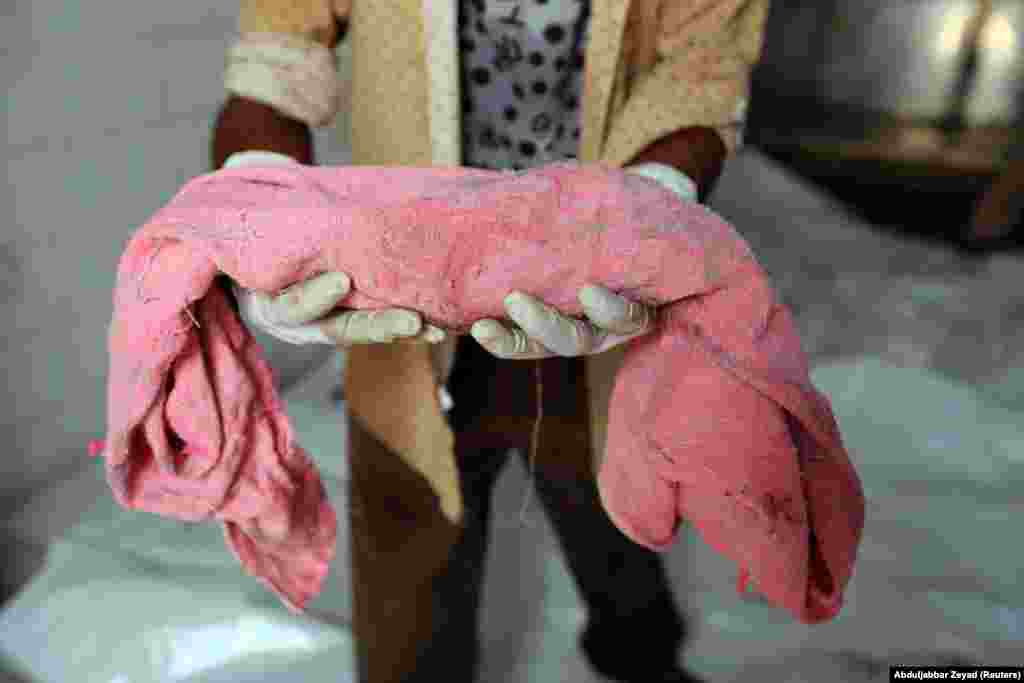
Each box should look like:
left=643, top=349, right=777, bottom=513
left=396, top=324, right=447, bottom=344
left=370, top=308, right=421, bottom=340
left=503, top=291, right=526, bottom=307
left=470, top=319, right=504, bottom=345
left=321, top=271, right=351, bottom=300
left=300, top=272, right=350, bottom=308
left=423, top=325, right=446, bottom=343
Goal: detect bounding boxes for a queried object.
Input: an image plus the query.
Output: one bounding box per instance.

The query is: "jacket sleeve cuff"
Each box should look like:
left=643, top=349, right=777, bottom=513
left=225, top=33, right=340, bottom=128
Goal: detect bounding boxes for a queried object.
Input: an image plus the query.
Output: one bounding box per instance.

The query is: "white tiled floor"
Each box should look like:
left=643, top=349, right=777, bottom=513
left=2, top=0, right=1023, bottom=681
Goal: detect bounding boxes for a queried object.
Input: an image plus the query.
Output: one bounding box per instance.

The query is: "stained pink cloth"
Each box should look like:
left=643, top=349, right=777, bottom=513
left=98, top=161, right=864, bottom=621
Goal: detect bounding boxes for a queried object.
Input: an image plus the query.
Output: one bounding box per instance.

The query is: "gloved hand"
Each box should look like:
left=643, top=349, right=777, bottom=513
left=232, top=271, right=446, bottom=345
left=470, top=162, right=697, bottom=359
left=223, top=151, right=446, bottom=346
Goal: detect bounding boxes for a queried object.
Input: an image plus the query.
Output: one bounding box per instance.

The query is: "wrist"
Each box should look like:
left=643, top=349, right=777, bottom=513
left=211, top=95, right=314, bottom=169
left=626, top=163, right=698, bottom=203
left=225, top=33, right=340, bottom=128
left=627, top=127, right=727, bottom=202
left=222, top=150, right=299, bottom=168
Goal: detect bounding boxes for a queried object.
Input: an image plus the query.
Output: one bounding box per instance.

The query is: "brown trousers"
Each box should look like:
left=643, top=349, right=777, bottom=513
left=346, top=337, right=685, bottom=683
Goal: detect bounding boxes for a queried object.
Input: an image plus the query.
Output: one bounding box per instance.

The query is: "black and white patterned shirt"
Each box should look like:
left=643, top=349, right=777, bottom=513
left=459, top=0, right=590, bottom=171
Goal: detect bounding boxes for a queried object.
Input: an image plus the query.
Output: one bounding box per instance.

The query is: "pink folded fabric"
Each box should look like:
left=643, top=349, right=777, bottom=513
left=97, top=161, right=863, bottom=621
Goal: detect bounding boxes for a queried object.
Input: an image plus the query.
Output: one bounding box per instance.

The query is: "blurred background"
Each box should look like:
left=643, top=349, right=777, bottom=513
left=1, top=0, right=1023, bottom=681
left=749, top=0, right=1024, bottom=247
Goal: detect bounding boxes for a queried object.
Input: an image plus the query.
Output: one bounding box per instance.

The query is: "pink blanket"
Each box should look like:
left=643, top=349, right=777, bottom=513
left=96, top=162, right=863, bottom=622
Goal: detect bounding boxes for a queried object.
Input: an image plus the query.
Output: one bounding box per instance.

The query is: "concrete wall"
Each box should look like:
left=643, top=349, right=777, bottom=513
left=1, top=0, right=352, bottom=513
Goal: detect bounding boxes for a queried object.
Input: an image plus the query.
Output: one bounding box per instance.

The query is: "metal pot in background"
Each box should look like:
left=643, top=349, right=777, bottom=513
left=747, top=0, right=1024, bottom=175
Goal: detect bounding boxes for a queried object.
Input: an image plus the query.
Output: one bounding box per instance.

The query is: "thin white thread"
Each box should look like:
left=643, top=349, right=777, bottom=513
left=135, top=241, right=164, bottom=305
left=185, top=305, right=201, bottom=329
left=518, top=359, right=543, bottom=526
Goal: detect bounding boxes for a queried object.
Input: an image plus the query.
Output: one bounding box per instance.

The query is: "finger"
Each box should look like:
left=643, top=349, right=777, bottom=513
left=394, top=324, right=447, bottom=344
left=269, top=321, right=334, bottom=345
left=585, top=329, right=650, bottom=355
left=503, top=291, right=602, bottom=356
left=268, top=272, right=351, bottom=326
left=320, top=307, right=424, bottom=344
left=233, top=286, right=332, bottom=344
left=578, top=284, right=655, bottom=336
left=470, top=318, right=555, bottom=359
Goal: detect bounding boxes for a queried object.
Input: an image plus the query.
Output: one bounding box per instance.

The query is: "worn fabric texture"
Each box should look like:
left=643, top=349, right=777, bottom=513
left=97, top=161, right=863, bottom=622
left=231, top=1, right=769, bottom=541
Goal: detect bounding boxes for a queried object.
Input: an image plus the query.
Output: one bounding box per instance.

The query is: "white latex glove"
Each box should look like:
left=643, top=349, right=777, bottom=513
left=470, top=163, right=697, bottom=359
left=223, top=151, right=446, bottom=346
left=232, top=271, right=446, bottom=346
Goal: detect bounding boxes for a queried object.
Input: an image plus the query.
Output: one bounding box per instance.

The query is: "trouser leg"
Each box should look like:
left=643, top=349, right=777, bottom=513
left=347, top=336, right=688, bottom=682
left=407, top=440, right=511, bottom=682
left=347, top=414, right=464, bottom=683
left=524, top=447, right=688, bottom=678
left=347, top=334, right=520, bottom=683
left=522, top=353, right=688, bottom=678
left=450, top=338, right=689, bottom=677
left=400, top=336, right=532, bottom=681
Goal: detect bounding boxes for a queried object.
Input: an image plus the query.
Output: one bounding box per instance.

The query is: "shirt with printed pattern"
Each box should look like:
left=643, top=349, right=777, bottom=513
left=459, top=0, right=590, bottom=171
